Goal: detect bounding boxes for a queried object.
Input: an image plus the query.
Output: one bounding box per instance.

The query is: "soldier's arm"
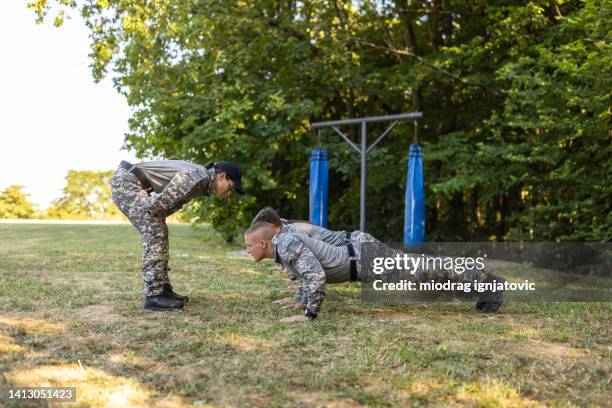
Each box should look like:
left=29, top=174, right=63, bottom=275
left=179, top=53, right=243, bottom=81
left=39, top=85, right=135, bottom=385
left=292, top=280, right=307, bottom=306
left=291, top=245, right=326, bottom=317
left=145, top=170, right=209, bottom=217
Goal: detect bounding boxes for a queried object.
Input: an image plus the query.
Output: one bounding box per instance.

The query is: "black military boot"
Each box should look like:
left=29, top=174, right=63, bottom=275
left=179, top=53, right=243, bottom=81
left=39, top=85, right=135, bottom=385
left=144, top=294, right=184, bottom=311
left=163, top=283, right=189, bottom=303
left=475, top=275, right=506, bottom=313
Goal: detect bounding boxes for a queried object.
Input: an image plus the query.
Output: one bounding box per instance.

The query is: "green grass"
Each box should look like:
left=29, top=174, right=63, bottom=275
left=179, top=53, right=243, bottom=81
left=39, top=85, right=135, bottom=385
left=0, top=223, right=610, bottom=407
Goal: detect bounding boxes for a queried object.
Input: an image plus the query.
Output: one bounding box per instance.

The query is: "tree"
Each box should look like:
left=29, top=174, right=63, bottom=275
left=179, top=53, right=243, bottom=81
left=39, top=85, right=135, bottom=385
left=489, top=0, right=612, bottom=241
left=46, top=170, right=122, bottom=220
left=0, top=185, right=36, bottom=219
left=30, top=0, right=612, bottom=241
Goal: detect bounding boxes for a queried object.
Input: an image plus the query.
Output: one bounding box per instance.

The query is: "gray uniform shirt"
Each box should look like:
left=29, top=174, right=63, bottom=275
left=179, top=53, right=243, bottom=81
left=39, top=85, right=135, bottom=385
left=281, top=219, right=348, bottom=246
left=135, top=160, right=209, bottom=193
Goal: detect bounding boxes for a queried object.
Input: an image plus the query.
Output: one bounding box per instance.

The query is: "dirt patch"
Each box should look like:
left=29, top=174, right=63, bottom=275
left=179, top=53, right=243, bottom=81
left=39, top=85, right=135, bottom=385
left=42, top=273, right=112, bottom=290
left=67, top=332, right=123, bottom=352
left=288, top=391, right=364, bottom=408
left=78, top=304, right=126, bottom=325
left=107, top=352, right=169, bottom=379
left=528, top=340, right=587, bottom=359
left=217, top=332, right=274, bottom=352
left=403, top=378, right=444, bottom=395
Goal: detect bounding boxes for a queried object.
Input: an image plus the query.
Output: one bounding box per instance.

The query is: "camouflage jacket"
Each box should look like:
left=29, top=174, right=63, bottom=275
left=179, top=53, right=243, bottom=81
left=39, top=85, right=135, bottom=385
left=143, top=166, right=215, bottom=218
left=280, top=219, right=348, bottom=246
left=272, top=232, right=351, bottom=315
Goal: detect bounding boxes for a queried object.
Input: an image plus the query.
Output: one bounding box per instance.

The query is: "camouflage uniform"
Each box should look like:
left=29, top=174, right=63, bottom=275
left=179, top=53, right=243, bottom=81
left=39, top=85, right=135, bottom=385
left=273, top=231, right=490, bottom=315
left=280, top=220, right=382, bottom=256
left=272, top=233, right=330, bottom=315
left=281, top=220, right=348, bottom=246
left=273, top=231, right=377, bottom=314
left=279, top=221, right=382, bottom=279
left=110, top=164, right=213, bottom=296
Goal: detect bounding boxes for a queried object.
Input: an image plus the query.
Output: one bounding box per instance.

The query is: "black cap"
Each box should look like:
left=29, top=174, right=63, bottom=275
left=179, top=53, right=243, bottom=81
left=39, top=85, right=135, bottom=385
left=215, top=161, right=245, bottom=194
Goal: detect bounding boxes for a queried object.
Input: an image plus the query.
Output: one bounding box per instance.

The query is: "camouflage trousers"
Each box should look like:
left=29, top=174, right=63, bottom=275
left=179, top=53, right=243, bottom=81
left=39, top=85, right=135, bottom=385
left=350, top=230, right=379, bottom=279
left=359, top=243, right=490, bottom=289
left=352, top=231, right=490, bottom=285
left=110, top=166, right=170, bottom=296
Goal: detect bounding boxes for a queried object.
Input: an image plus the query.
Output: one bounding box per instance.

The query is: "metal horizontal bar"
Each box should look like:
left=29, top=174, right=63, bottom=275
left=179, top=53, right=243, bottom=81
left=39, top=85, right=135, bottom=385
left=367, top=120, right=398, bottom=154
left=311, top=112, right=423, bottom=129
left=332, top=126, right=361, bottom=154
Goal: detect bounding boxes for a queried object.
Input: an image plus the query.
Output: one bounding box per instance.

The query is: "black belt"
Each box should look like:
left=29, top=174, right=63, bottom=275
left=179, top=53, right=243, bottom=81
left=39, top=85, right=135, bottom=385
left=347, top=242, right=358, bottom=282
left=120, top=160, right=153, bottom=192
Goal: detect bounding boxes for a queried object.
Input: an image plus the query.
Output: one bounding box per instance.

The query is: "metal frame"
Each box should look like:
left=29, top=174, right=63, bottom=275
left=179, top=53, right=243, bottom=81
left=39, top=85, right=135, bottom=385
left=311, top=112, right=424, bottom=231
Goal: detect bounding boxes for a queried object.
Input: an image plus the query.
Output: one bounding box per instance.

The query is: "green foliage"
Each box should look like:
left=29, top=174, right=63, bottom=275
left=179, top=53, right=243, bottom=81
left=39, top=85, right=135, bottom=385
left=0, top=185, right=36, bottom=219
left=45, top=170, right=122, bottom=220
left=31, top=0, right=612, bottom=241
left=490, top=0, right=612, bottom=241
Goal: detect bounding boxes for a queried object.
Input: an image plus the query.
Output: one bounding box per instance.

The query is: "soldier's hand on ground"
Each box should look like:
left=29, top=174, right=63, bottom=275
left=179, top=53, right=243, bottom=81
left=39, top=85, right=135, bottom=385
left=272, top=297, right=294, bottom=306
left=282, top=303, right=305, bottom=310
left=279, top=315, right=310, bottom=323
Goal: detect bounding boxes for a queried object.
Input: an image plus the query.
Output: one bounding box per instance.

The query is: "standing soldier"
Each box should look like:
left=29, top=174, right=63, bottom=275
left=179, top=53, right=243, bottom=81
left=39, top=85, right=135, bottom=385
left=111, top=159, right=244, bottom=311
left=244, top=222, right=504, bottom=323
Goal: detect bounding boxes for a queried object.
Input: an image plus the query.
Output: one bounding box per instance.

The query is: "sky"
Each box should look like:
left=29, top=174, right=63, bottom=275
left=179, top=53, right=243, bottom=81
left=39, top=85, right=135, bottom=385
left=0, top=2, right=139, bottom=209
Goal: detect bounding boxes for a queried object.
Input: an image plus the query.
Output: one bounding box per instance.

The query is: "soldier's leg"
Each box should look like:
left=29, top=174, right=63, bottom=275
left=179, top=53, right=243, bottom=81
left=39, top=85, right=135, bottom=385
left=110, top=167, right=147, bottom=218
left=351, top=231, right=385, bottom=280
left=158, top=217, right=190, bottom=302
left=110, top=167, right=166, bottom=296
left=140, top=213, right=167, bottom=296
left=353, top=232, right=504, bottom=312
left=350, top=230, right=379, bottom=246
left=401, top=253, right=504, bottom=312
left=350, top=227, right=490, bottom=286
left=160, top=218, right=170, bottom=285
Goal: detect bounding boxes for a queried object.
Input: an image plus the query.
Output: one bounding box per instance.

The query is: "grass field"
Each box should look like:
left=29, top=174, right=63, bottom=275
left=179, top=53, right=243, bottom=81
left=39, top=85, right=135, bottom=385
left=0, top=223, right=610, bottom=407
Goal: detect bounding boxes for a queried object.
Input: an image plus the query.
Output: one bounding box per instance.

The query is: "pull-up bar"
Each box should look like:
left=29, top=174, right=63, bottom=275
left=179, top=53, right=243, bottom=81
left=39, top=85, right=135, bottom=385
left=311, top=112, right=424, bottom=232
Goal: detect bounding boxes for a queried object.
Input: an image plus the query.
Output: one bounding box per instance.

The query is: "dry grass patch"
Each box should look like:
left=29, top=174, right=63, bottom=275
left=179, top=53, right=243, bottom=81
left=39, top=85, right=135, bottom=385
left=6, top=364, right=192, bottom=407
left=454, top=379, right=543, bottom=407
left=527, top=340, right=588, bottom=359
left=77, top=303, right=128, bottom=325
left=0, top=315, right=64, bottom=336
